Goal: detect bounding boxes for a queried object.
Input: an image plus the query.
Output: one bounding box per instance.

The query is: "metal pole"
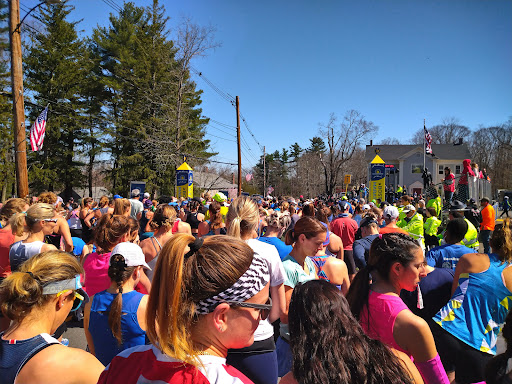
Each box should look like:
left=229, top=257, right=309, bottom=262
left=236, top=96, right=242, bottom=196
left=9, top=0, right=28, bottom=198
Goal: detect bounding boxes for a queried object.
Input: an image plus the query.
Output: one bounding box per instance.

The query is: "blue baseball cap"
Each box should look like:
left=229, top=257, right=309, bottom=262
left=113, top=194, right=122, bottom=199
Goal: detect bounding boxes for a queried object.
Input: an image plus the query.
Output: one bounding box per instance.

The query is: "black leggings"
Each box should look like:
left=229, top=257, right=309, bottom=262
left=432, top=323, right=493, bottom=384
left=344, top=249, right=356, bottom=275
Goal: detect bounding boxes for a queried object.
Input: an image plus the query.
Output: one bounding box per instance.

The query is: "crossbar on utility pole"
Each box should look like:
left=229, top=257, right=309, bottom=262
left=236, top=96, right=242, bottom=196
left=9, top=0, right=28, bottom=198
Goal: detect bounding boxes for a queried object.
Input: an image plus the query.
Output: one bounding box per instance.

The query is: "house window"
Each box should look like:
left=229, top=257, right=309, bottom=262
left=411, top=164, right=423, bottom=174
left=455, top=165, right=461, bottom=174
left=439, top=165, right=444, bottom=175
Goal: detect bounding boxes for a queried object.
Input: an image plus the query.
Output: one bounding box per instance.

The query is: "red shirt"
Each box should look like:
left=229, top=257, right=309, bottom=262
left=443, top=173, right=455, bottom=192
left=379, top=226, right=408, bottom=235
left=330, top=215, right=358, bottom=250
left=0, top=226, right=15, bottom=278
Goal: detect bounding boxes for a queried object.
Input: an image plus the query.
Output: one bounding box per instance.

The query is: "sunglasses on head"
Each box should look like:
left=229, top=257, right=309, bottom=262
left=42, top=218, right=58, bottom=223
left=56, top=289, right=85, bottom=312
left=224, top=297, right=272, bottom=320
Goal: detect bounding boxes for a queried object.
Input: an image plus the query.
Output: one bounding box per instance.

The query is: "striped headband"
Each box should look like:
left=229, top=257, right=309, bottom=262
left=195, top=252, right=270, bottom=315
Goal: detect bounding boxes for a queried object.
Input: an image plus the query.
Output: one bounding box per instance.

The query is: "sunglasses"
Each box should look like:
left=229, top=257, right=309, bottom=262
left=43, top=218, right=58, bottom=223
left=225, top=297, right=272, bottom=320
left=56, top=289, right=85, bottom=312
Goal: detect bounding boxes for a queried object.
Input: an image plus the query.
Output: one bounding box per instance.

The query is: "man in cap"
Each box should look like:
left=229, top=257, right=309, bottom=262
left=353, top=214, right=380, bottom=269
left=129, top=189, right=143, bottom=220
left=379, top=205, right=407, bottom=235
left=330, top=200, right=358, bottom=281
left=500, top=196, right=511, bottom=218
left=480, top=197, right=495, bottom=254
left=426, top=218, right=476, bottom=271
left=448, top=200, right=479, bottom=251
left=399, top=204, right=424, bottom=248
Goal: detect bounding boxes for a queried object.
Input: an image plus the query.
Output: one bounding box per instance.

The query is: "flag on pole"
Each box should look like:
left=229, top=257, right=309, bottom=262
left=30, top=106, right=48, bottom=152
left=245, top=173, right=253, bottom=182
left=424, top=123, right=434, bottom=155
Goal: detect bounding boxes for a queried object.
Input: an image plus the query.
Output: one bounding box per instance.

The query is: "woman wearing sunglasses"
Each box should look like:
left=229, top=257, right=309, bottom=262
left=0, top=250, right=105, bottom=383
left=84, top=242, right=150, bottom=365
left=97, top=234, right=270, bottom=384
left=9, top=203, right=60, bottom=272
left=225, top=196, right=286, bottom=384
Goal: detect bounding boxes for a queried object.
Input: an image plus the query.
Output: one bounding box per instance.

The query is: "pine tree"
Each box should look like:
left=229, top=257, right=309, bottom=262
left=0, top=0, right=13, bottom=201
left=23, top=2, right=88, bottom=198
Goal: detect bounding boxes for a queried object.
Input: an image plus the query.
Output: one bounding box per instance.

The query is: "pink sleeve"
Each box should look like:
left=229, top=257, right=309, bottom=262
left=414, top=354, right=450, bottom=384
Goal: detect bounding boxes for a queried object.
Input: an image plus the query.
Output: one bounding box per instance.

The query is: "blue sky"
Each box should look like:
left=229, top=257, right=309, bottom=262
left=22, top=0, right=512, bottom=170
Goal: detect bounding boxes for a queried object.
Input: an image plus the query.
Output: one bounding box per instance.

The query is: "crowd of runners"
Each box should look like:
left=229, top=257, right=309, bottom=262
left=0, top=186, right=511, bottom=384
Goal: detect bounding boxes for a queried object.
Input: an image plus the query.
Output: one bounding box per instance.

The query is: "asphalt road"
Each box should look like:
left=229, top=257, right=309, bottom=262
left=63, top=319, right=88, bottom=351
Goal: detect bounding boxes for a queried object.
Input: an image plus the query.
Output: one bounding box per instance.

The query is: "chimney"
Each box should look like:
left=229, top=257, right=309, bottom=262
left=370, top=140, right=373, bottom=146
left=458, top=138, right=463, bottom=144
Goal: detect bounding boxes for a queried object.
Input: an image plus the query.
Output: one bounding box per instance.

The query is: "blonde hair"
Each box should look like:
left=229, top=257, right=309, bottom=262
left=226, top=196, right=259, bottom=239
left=146, top=234, right=254, bottom=366
left=149, top=205, right=177, bottom=231
left=9, top=203, right=55, bottom=237
left=38, top=192, right=57, bottom=205
left=0, top=198, right=26, bottom=222
left=113, top=198, right=131, bottom=216
left=93, top=214, right=131, bottom=251
left=0, top=251, right=83, bottom=321
left=99, top=195, right=109, bottom=208
left=491, top=218, right=512, bottom=263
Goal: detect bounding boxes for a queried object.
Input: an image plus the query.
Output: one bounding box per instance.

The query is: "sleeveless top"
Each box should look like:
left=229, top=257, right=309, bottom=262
left=186, top=212, right=201, bottom=230
left=360, top=291, right=411, bottom=356
left=310, top=255, right=342, bottom=290
left=9, top=241, right=45, bottom=272
left=433, top=253, right=512, bottom=355
left=68, top=211, right=82, bottom=229
left=146, top=236, right=162, bottom=282
left=0, top=227, right=15, bottom=278
left=89, top=290, right=147, bottom=365
left=0, top=332, right=60, bottom=383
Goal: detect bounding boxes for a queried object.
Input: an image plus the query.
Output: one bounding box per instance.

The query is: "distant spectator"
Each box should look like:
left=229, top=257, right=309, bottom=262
left=480, top=197, right=495, bottom=254
left=129, top=189, right=143, bottom=220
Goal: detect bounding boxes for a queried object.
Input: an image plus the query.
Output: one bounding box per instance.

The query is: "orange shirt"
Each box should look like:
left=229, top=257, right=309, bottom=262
left=480, top=204, right=495, bottom=231
left=379, top=225, right=408, bottom=235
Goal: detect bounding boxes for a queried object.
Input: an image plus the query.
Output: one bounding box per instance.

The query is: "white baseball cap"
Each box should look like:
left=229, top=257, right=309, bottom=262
left=383, top=205, right=399, bottom=220
left=110, top=242, right=151, bottom=270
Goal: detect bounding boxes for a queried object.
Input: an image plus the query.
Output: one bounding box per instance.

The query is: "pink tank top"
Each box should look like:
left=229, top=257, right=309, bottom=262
left=83, top=252, right=111, bottom=296
left=360, top=291, right=410, bottom=356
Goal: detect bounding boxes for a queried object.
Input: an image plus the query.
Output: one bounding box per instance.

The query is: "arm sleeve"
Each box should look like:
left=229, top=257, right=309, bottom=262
left=415, top=354, right=450, bottom=384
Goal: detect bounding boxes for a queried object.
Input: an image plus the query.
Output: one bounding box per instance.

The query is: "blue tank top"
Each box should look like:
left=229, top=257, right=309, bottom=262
left=0, top=332, right=60, bottom=383
left=310, top=255, right=342, bottom=290
left=433, top=253, right=512, bottom=355
left=89, top=290, right=147, bottom=365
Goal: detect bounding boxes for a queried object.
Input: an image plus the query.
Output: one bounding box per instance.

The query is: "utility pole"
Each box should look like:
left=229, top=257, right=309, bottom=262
left=236, top=96, right=242, bottom=196
left=263, top=146, right=266, bottom=197
left=9, top=0, right=28, bottom=198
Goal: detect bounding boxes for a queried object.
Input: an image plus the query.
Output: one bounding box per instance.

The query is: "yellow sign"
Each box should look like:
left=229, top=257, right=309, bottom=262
left=344, top=174, right=352, bottom=185
left=369, top=155, right=385, bottom=202
left=176, top=162, right=193, bottom=199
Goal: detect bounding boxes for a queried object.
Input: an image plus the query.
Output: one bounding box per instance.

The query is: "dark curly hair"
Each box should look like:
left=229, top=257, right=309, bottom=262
left=346, top=233, right=420, bottom=323
left=289, top=280, right=414, bottom=384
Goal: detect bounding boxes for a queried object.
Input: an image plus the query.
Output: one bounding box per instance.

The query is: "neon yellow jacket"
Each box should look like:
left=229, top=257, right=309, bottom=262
left=426, top=196, right=442, bottom=217
left=424, top=216, right=442, bottom=237
left=462, top=218, right=479, bottom=250
left=397, top=207, right=407, bottom=228
left=402, top=213, right=425, bottom=246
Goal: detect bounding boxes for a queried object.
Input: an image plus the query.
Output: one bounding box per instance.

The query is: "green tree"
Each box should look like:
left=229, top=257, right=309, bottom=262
left=24, top=3, right=88, bottom=198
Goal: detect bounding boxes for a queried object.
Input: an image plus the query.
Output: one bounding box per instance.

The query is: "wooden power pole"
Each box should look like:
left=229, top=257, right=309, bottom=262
left=263, top=146, right=266, bottom=197
left=9, top=0, right=28, bottom=198
left=236, top=96, right=242, bottom=196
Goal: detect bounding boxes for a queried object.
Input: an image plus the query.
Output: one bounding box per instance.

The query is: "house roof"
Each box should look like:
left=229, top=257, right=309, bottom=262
left=193, top=171, right=237, bottom=190
left=365, top=143, right=471, bottom=162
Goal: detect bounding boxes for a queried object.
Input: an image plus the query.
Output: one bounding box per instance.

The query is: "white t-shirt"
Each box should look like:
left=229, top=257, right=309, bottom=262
left=245, top=238, right=285, bottom=341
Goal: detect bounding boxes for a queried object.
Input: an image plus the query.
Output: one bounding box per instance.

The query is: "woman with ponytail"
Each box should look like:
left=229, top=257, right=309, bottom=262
left=198, top=201, right=226, bottom=237
left=0, top=251, right=104, bottom=383
left=97, top=234, right=271, bottom=384
left=432, top=218, right=512, bottom=384
left=281, top=280, right=423, bottom=384
left=225, top=196, right=286, bottom=384
left=347, top=233, right=448, bottom=384
left=276, top=216, right=326, bottom=377
left=9, top=203, right=59, bottom=272
left=84, top=242, right=150, bottom=365
left=82, top=214, right=131, bottom=297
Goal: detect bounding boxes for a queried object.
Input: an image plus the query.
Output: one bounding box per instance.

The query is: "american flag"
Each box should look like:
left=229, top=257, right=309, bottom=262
left=424, top=123, right=433, bottom=155
left=30, top=107, right=48, bottom=152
